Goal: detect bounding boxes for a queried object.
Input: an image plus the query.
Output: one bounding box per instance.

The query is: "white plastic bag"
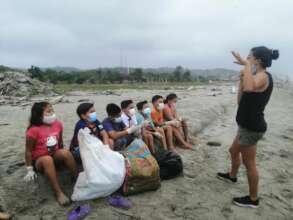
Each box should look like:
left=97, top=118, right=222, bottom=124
left=71, top=128, right=126, bottom=201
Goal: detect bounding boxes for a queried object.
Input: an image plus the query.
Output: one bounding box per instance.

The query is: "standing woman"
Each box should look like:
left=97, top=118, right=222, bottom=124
left=24, top=102, right=78, bottom=206
left=217, top=47, right=279, bottom=208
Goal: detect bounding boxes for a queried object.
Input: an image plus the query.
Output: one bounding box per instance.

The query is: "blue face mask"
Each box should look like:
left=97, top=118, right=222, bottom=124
left=88, top=112, right=97, bottom=122
left=143, top=107, right=151, bottom=116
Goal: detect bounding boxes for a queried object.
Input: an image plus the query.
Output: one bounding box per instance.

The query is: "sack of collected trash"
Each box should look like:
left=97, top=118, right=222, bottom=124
left=122, top=139, right=161, bottom=196
left=71, top=128, right=126, bottom=201
left=154, top=149, right=183, bottom=180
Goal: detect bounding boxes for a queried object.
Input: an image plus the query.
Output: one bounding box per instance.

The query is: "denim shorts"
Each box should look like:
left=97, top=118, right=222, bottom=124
left=238, top=126, right=264, bottom=146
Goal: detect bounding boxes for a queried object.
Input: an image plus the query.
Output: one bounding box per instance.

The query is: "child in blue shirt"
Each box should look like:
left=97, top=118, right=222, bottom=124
left=70, top=103, right=112, bottom=164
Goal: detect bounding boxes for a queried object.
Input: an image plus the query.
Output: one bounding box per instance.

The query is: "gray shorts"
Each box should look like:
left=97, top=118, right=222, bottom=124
left=237, top=126, right=264, bottom=146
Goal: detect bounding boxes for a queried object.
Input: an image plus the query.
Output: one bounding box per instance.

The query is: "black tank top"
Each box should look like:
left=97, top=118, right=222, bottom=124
left=236, top=72, right=273, bottom=132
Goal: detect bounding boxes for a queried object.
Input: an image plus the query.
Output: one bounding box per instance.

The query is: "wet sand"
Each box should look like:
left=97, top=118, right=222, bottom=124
left=0, top=84, right=292, bottom=219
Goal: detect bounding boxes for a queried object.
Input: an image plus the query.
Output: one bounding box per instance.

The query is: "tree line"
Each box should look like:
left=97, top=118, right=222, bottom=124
left=27, top=66, right=205, bottom=84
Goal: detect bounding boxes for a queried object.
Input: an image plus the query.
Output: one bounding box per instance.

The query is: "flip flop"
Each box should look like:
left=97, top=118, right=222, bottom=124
left=67, top=204, right=91, bottom=220
left=107, top=196, right=132, bottom=210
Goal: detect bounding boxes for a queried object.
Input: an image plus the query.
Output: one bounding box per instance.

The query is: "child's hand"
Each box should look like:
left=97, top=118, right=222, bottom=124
left=153, top=132, right=163, bottom=139
left=24, top=166, right=37, bottom=182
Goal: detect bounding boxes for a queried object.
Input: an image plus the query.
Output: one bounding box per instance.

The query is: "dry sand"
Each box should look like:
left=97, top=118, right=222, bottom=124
left=0, top=84, right=292, bottom=219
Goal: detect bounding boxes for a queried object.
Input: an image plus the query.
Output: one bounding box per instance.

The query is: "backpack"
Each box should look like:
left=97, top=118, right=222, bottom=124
left=154, top=150, right=183, bottom=180
left=122, top=139, right=161, bottom=196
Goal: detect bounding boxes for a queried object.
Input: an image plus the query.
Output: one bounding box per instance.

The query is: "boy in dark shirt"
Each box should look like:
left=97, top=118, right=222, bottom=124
left=103, top=103, right=141, bottom=151
left=70, top=103, right=112, bottom=164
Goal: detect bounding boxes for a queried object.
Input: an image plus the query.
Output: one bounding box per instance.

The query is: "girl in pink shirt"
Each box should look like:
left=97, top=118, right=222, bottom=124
left=24, top=102, right=77, bottom=206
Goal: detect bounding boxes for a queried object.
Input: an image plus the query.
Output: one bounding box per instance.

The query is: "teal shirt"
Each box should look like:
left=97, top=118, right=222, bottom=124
left=135, top=112, right=155, bottom=130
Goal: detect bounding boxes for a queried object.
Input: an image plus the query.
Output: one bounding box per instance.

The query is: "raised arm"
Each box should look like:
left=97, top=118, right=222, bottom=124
left=232, top=51, right=268, bottom=93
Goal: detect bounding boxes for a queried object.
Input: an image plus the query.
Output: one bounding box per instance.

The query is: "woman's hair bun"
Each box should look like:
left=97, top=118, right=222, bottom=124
left=271, top=49, right=279, bottom=60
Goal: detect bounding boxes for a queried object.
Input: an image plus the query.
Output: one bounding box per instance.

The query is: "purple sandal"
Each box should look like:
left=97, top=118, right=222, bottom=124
left=67, top=204, right=91, bottom=220
left=108, top=196, right=132, bottom=210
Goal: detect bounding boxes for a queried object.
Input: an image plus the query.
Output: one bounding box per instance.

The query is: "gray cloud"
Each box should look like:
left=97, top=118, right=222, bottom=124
left=0, top=0, right=292, bottom=77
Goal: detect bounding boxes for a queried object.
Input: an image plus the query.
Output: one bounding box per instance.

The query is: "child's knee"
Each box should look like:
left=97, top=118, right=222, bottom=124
left=56, top=149, right=71, bottom=159
left=36, top=155, right=54, bottom=170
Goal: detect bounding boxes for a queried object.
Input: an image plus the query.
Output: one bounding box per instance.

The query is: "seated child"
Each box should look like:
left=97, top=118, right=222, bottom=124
left=151, top=95, right=192, bottom=150
left=136, top=100, right=168, bottom=153
left=121, top=99, right=154, bottom=153
left=163, top=93, right=189, bottom=141
left=103, top=103, right=141, bottom=151
left=24, top=102, right=78, bottom=206
left=70, top=103, right=112, bottom=164
left=121, top=100, right=138, bottom=128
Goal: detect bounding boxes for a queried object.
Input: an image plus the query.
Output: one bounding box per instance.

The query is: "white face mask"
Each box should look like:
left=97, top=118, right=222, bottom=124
left=157, top=103, right=164, bottom=110
left=43, top=114, right=57, bottom=124
left=114, top=117, right=123, bottom=123
left=128, top=108, right=136, bottom=116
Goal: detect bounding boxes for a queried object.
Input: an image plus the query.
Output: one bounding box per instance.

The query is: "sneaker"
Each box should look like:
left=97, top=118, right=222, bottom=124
left=217, top=172, right=237, bottom=183
left=233, top=196, right=259, bottom=208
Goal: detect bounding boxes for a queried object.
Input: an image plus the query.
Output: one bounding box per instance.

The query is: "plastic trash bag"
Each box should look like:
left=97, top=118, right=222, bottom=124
left=71, top=128, right=126, bottom=201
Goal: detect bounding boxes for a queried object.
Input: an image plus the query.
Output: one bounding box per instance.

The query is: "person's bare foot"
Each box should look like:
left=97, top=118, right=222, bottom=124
left=189, top=136, right=198, bottom=145
left=170, top=148, right=179, bottom=154
left=56, top=192, right=71, bottom=206
left=183, top=143, right=193, bottom=149
left=0, top=212, right=11, bottom=220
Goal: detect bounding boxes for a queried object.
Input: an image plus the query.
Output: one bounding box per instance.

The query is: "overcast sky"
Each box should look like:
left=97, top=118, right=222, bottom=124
left=0, top=0, right=292, bottom=76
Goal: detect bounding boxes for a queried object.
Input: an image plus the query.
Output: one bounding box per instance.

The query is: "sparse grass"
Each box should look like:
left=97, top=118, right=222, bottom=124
left=53, top=81, right=205, bottom=93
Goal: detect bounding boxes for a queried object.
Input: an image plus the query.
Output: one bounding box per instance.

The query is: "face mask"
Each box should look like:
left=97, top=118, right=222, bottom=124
left=114, top=117, right=123, bottom=123
left=88, top=112, right=97, bottom=122
left=157, top=103, right=164, bottom=110
left=143, top=107, right=151, bottom=116
left=43, top=114, right=57, bottom=125
left=128, top=108, right=136, bottom=116
left=170, top=102, right=176, bottom=109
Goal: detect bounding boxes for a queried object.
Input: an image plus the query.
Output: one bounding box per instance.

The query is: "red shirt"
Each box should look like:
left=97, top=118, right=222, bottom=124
left=26, top=120, right=63, bottom=160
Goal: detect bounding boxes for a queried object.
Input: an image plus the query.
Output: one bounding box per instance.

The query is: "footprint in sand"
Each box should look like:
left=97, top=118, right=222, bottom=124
left=281, top=188, right=293, bottom=200
left=279, top=149, right=293, bottom=160
left=6, top=161, right=25, bottom=174
left=280, top=134, right=293, bottom=141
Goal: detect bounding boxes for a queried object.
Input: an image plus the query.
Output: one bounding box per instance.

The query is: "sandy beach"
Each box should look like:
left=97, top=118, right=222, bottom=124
left=0, top=83, right=292, bottom=220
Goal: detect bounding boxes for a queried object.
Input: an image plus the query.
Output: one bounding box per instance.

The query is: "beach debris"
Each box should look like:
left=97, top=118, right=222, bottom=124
left=207, top=92, right=222, bottom=97
left=207, top=141, right=222, bottom=147
left=0, top=122, right=10, bottom=126
left=211, top=87, right=222, bottom=92
left=78, top=99, right=92, bottom=103
left=66, top=91, right=89, bottom=96
left=0, top=95, right=68, bottom=107
left=0, top=71, right=53, bottom=97
left=0, top=71, right=57, bottom=106
left=101, top=90, right=120, bottom=96
left=49, top=95, right=64, bottom=104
